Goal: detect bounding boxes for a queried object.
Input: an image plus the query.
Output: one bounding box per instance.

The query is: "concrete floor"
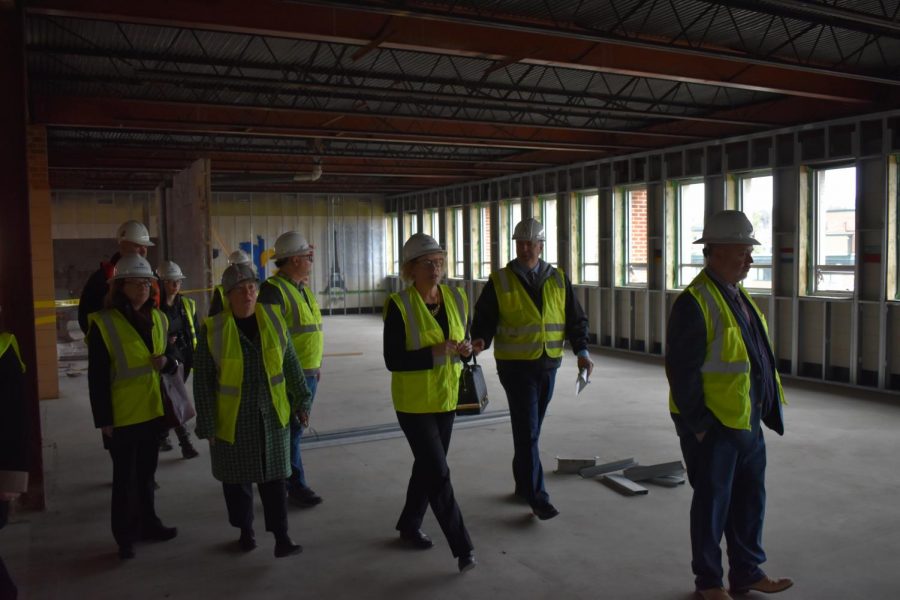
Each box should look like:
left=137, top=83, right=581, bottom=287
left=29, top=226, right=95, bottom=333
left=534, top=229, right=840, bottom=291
left=3, top=314, right=900, bottom=600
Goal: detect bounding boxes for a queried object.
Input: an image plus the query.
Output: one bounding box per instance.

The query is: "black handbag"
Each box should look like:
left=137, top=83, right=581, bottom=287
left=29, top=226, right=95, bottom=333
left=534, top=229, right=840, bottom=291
left=457, top=354, right=488, bottom=415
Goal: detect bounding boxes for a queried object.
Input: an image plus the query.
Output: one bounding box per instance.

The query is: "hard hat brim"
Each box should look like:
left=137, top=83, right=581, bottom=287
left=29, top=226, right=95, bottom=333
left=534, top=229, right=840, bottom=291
left=403, top=248, right=446, bottom=265
left=224, top=276, right=259, bottom=294
left=693, top=236, right=760, bottom=245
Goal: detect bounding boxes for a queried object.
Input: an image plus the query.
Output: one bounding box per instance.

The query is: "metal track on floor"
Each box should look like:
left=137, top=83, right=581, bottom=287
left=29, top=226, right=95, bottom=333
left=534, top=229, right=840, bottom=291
left=302, top=410, right=510, bottom=450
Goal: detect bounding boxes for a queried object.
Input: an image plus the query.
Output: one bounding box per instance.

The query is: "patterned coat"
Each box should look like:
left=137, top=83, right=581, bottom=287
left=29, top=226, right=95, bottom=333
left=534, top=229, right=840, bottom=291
left=193, top=319, right=311, bottom=484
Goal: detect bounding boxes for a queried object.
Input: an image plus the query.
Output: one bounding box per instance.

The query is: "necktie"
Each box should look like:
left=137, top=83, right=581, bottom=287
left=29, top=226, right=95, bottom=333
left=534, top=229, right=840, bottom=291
left=527, top=271, right=537, bottom=286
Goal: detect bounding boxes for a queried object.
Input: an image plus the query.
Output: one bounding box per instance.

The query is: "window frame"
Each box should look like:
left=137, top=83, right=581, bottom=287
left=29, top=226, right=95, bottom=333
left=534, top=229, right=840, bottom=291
left=621, top=186, right=649, bottom=288
left=578, top=191, right=600, bottom=284
left=809, top=163, right=857, bottom=296
left=675, top=179, right=706, bottom=288
left=385, top=213, right=399, bottom=275
left=735, top=171, right=775, bottom=291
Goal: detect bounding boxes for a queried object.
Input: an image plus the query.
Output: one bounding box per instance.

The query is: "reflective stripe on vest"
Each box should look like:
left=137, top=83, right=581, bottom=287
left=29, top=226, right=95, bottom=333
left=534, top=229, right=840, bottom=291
left=492, top=267, right=566, bottom=360
left=181, top=296, right=198, bottom=350
left=205, top=304, right=291, bottom=443
left=0, top=333, right=25, bottom=373
left=89, top=308, right=167, bottom=427
left=267, top=275, right=324, bottom=373
left=668, top=270, right=786, bottom=430
left=384, top=284, right=467, bottom=413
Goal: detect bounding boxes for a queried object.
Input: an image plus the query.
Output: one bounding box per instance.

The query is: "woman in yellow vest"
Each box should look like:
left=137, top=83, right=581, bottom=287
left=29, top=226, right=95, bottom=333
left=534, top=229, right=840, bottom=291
left=383, top=233, right=476, bottom=573
left=87, top=254, right=180, bottom=560
left=0, top=306, right=28, bottom=598
left=193, top=263, right=311, bottom=558
left=156, top=260, right=200, bottom=458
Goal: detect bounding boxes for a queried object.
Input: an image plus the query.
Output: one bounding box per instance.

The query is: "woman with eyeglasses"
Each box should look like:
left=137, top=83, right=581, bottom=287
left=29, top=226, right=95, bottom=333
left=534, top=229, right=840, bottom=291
left=87, top=254, right=180, bottom=559
left=382, top=233, right=476, bottom=573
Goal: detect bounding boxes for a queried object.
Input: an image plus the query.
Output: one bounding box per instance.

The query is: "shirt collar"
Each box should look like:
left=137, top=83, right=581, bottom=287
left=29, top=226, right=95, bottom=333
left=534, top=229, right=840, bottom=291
left=704, top=267, right=740, bottom=300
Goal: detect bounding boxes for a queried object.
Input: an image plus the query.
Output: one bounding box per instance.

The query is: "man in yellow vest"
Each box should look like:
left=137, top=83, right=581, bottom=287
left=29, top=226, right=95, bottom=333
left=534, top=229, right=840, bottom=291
left=666, top=210, right=792, bottom=600
left=260, top=231, right=324, bottom=507
left=471, top=218, right=593, bottom=521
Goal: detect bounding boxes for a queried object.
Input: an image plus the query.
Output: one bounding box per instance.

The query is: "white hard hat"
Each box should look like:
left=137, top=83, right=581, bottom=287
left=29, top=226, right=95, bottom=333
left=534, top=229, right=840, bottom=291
left=694, top=210, right=760, bottom=245
left=222, top=264, right=259, bottom=294
left=227, top=249, right=252, bottom=266
left=512, top=218, right=545, bottom=242
left=402, top=233, right=444, bottom=264
left=157, top=260, right=186, bottom=281
left=117, top=220, right=155, bottom=247
left=109, top=254, right=154, bottom=282
left=273, top=231, right=311, bottom=261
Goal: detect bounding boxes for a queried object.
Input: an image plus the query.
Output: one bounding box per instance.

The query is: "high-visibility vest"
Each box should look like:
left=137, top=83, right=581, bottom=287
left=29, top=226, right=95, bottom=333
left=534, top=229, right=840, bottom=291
left=0, top=333, right=25, bottom=373
left=88, top=308, right=168, bottom=427
left=180, top=296, right=197, bottom=349
left=266, top=274, right=324, bottom=373
left=213, top=285, right=227, bottom=312
left=669, top=270, right=786, bottom=430
left=384, top=284, right=467, bottom=413
left=491, top=267, right=566, bottom=360
left=204, top=304, right=291, bottom=443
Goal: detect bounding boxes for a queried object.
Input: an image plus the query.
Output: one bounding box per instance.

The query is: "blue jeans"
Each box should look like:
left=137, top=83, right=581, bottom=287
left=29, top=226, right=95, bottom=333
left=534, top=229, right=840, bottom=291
left=288, top=375, right=318, bottom=490
left=497, top=362, right=557, bottom=508
left=679, top=407, right=768, bottom=591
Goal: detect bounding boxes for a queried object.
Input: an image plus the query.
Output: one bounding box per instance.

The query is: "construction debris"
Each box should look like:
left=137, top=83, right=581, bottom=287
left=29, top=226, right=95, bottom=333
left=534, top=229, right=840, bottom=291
left=600, top=474, right=649, bottom=496
left=623, top=461, right=686, bottom=482
left=578, top=458, right=637, bottom=478
left=646, top=475, right=686, bottom=488
left=555, top=457, right=598, bottom=474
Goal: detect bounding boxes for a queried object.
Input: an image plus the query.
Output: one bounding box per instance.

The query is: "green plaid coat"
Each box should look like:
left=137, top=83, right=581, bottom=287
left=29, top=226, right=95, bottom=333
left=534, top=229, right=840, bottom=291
left=193, top=320, right=311, bottom=484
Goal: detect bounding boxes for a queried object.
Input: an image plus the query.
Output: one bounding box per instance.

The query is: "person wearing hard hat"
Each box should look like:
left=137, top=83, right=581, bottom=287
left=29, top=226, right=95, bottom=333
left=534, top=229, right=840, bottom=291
left=86, top=254, right=180, bottom=559
left=258, top=231, right=324, bottom=507
left=0, top=303, right=28, bottom=598
left=192, top=263, right=311, bottom=558
left=665, top=210, right=791, bottom=600
left=383, top=233, right=476, bottom=573
left=208, top=249, right=255, bottom=318
left=470, top=217, right=593, bottom=521
left=156, top=260, right=200, bottom=459
left=78, top=220, right=157, bottom=334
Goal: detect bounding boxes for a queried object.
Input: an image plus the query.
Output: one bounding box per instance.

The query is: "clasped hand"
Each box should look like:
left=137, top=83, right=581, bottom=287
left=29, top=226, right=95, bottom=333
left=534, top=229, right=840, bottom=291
left=432, top=339, right=473, bottom=358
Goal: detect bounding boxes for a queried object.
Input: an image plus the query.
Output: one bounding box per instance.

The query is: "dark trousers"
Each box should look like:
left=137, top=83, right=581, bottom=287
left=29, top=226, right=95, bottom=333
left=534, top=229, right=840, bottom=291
left=288, top=375, right=319, bottom=490
left=222, top=480, right=288, bottom=536
left=395, top=411, right=473, bottom=558
left=108, top=420, right=164, bottom=547
left=497, top=363, right=557, bottom=507
left=679, top=408, right=768, bottom=590
left=0, top=501, right=16, bottom=600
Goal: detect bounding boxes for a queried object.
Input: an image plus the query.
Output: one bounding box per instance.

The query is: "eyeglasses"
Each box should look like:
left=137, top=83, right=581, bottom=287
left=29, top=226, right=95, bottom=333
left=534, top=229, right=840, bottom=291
left=417, top=258, right=445, bottom=269
left=124, top=279, right=153, bottom=288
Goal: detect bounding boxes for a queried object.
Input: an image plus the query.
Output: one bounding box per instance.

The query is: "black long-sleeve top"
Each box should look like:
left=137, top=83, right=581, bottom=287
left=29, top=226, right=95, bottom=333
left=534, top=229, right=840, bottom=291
left=470, top=260, right=590, bottom=370
left=0, top=343, right=28, bottom=494
left=159, top=293, right=198, bottom=379
left=88, top=302, right=179, bottom=428
left=383, top=300, right=449, bottom=372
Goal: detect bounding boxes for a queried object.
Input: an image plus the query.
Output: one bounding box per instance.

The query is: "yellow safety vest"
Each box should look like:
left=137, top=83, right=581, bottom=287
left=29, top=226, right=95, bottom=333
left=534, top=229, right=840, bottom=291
left=180, top=296, right=197, bottom=349
left=491, top=266, right=566, bottom=360
left=267, top=274, right=324, bottom=373
left=669, top=270, right=787, bottom=430
left=88, top=308, right=168, bottom=427
left=213, top=285, right=227, bottom=312
left=0, top=333, right=26, bottom=373
left=205, top=304, right=291, bottom=443
left=384, top=284, right=467, bottom=413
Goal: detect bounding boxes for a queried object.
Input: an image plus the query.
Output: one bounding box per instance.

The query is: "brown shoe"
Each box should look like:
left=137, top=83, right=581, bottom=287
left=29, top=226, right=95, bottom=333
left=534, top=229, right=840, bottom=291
left=731, top=576, right=794, bottom=594
left=696, top=588, right=734, bottom=600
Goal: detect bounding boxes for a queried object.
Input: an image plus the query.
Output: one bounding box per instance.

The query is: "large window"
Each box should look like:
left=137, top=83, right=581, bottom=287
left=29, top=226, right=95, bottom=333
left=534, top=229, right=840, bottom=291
left=403, top=211, right=418, bottom=239
left=580, top=193, right=600, bottom=283
left=385, top=213, right=399, bottom=275
left=446, top=207, right=465, bottom=278
left=739, top=174, right=774, bottom=289
left=625, top=187, right=648, bottom=285
left=499, top=199, right=522, bottom=265
left=473, top=203, right=492, bottom=279
left=813, top=165, right=856, bottom=293
left=677, top=181, right=706, bottom=286
left=534, top=196, right=558, bottom=265
left=422, top=208, right=440, bottom=244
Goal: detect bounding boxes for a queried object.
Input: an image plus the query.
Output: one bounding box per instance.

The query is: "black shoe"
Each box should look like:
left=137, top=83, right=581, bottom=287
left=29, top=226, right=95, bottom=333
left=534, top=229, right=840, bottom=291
left=238, top=528, right=257, bottom=552
left=532, top=503, right=560, bottom=521
left=399, top=529, right=434, bottom=550
left=458, top=552, right=477, bottom=573
left=288, top=486, right=323, bottom=507
left=181, top=443, right=199, bottom=459
left=274, top=537, right=303, bottom=558
left=141, top=525, right=178, bottom=542
left=159, top=437, right=174, bottom=452
left=118, top=545, right=135, bottom=560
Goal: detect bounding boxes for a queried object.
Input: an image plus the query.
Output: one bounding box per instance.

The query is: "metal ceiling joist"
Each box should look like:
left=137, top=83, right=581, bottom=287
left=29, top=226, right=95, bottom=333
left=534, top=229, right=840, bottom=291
left=24, top=0, right=891, bottom=103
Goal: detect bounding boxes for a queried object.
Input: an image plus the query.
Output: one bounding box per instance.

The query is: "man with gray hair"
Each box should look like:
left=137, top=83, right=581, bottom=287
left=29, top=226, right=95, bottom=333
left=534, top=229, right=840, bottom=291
left=666, top=209, right=792, bottom=600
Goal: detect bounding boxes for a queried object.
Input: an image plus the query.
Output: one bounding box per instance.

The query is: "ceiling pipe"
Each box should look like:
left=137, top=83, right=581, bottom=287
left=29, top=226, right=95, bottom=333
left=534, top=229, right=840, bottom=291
left=293, top=163, right=323, bottom=182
